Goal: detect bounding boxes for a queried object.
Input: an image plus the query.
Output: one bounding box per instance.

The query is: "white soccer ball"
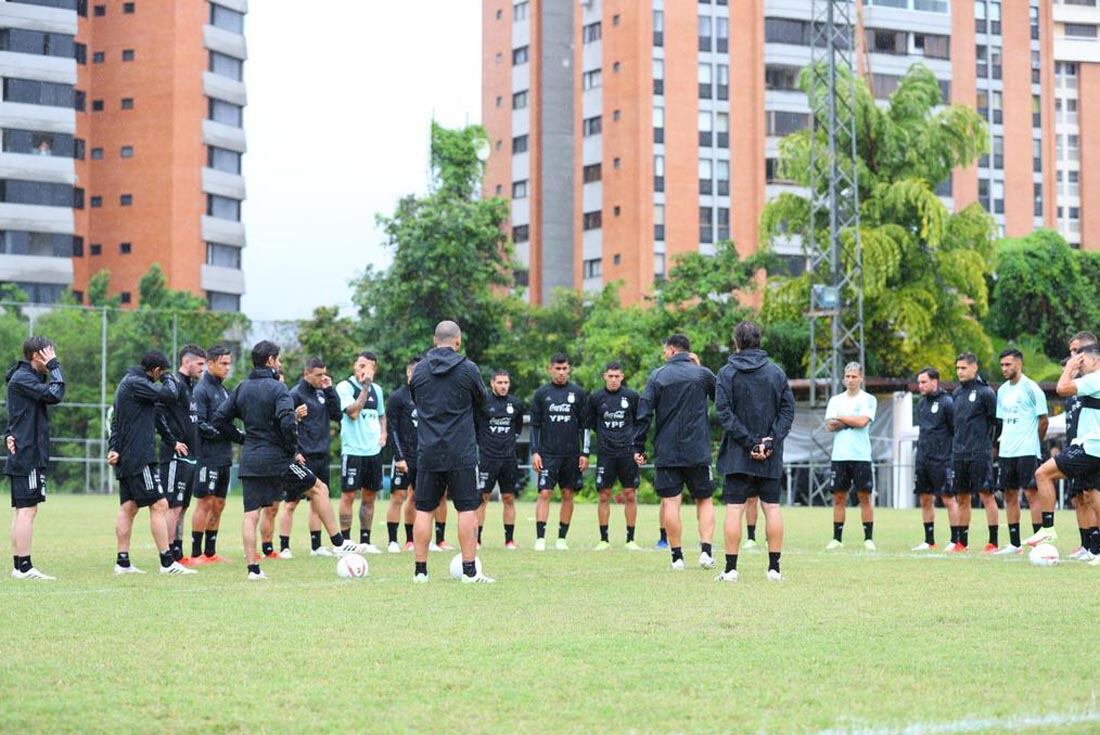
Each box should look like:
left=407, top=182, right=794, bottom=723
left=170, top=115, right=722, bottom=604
left=449, top=553, right=483, bottom=579
left=1028, top=543, right=1059, bottom=567
left=336, top=553, right=369, bottom=578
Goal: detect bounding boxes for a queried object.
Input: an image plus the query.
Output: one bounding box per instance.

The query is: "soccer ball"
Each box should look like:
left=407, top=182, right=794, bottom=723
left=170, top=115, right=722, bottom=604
left=1028, top=543, right=1059, bottom=567
left=336, top=553, right=368, bottom=578
left=449, top=553, right=483, bottom=579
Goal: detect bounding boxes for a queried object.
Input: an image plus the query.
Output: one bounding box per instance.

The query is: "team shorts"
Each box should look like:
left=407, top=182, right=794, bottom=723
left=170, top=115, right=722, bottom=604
left=914, top=460, right=951, bottom=495
left=391, top=459, right=418, bottom=492
left=479, top=458, right=521, bottom=495
left=119, top=464, right=165, bottom=508
left=595, top=455, right=640, bottom=490
left=341, top=454, right=383, bottom=492
left=950, top=457, right=993, bottom=495
left=301, top=454, right=331, bottom=490
left=160, top=459, right=197, bottom=509
left=9, top=469, right=46, bottom=508
left=1055, top=445, right=1100, bottom=489
left=537, top=455, right=581, bottom=492
left=415, top=466, right=480, bottom=513
left=998, top=456, right=1039, bottom=491
left=722, top=473, right=781, bottom=505
left=242, top=463, right=318, bottom=512
left=655, top=465, right=714, bottom=500
left=194, top=464, right=231, bottom=499
left=831, top=461, right=873, bottom=494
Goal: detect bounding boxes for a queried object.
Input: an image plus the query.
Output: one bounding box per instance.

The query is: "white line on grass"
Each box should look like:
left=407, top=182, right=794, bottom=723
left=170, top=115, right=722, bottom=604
left=809, top=707, right=1100, bottom=735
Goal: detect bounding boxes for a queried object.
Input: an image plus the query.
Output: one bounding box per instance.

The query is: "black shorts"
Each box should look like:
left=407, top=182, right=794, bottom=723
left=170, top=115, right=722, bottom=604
left=391, top=459, right=417, bottom=492
left=341, top=454, right=383, bottom=492
left=998, top=456, right=1039, bottom=491
left=415, top=466, right=480, bottom=513
left=1055, top=445, right=1100, bottom=487
left=831, top=461, right=873, bottom=493
left=537, top=455, right=581, bottom=492
left=595, top=455, right=640, bottom=490
left=951, top=457, right=993, bottom=495
left=722, top=473, right=781, bottom=505
left=479, top=458, right=521, bottom=496
left=119, top=464, right=165, bottom=508
left=655, top=465, right=714, bottom=500
left=160, top=459, right=197, bottom=509
left=194, top=464, right=231, bottom=499
left=243, top=463, right=317, bottom=512
left=9, top=469, right=46, bottom=508
left=302, top=454, right=331, bottom=490
left=914, top=460, right=951, bottom=495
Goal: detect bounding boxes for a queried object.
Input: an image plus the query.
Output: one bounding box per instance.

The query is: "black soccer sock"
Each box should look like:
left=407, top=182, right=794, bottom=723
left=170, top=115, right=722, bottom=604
left=536, top=521, right=546, bottom=539
left=1088, top=527, right=1100, bottom=554
left=341, top=527, right=351, bottom=540
left=558, top=522, right=569, bottom=539
left=360, top=529, right=371, bottom=545
left=659, top=527, right=668, bottom=543
left=986, top=525, right=997, bottom=546
left=171, top=540, right=183, bottom=561
left=949, top=526, right=959, bottom=544
left=191, top=531, right=203, bottom=559
left=435, top=522, right=446, bottom=544
left=478, top=525, right=483, bottom=544
left=725, top=554, right=738, bottom=573
left=279, top=535, right=290, bottom=552
left=1033, top=522, right=1042, bottom=533
left=960, top=527, right=970, bottom=547
left=768, top=551, right=781, bottom=573
left=923, top=522, right=935, bottom=545
left=747, top=524, right=757, bottom=541
left=701, top=542, right=713, bottom=556
left=626, top=525, right=635, bottom=542
left=17, top=556, right=31, bottom=573
left=387, top=522, right=399, bottom=545
left=462, top=560, right=476, bottom=578
left=833, top=522, right=844, bottom=542
left=599, top=525, right=609, bottom=542
left=116, top=551, right=131, bottom=568
left=261, top=542, right=274, bottom=556
left=159, top=549, right=175, bottom=569
left=329, top=532, right=345, bottom=546
left=1080, top=527, right=1089, bottom=547
left=504, top=524, right=515, bottom=543
left=1008, top=523, right=1021, bottom=548
left=309, top=530, right=322, bottom=551
left=247, top=563, right=260, bottom=575
left=1041, top=512, right=1054, bottom=529
left=204, top=530, right=218, bottom=557
left=404, top=523, right=414, bottom=543
left=12, top=555, right=18, bottom=571
left=415, top=561, right=428, bottom=576
left=670, top=546, right=683, bottom=563
left=863, top=522, right=873, bottom=541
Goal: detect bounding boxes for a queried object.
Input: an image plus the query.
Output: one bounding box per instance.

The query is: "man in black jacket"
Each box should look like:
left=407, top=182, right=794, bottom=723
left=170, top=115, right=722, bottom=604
left=156, top=344, right=206, bottom=564
left=586, top=362, right=641, bottom=551
left=476, top=368, right=525, bottom=549
left=275, top=357, right=342, bottom=558
left=387, top=356, right=435, bottom=553
left=408, top=321, right=492, bottom=583
left=4, top=336, right=64, bottom=580
left=109, top=350, right=195, bottom=576
left=911, top=367, right=953, bottom=551
left=714, top=322, right=794, bottom=582
left=214, top=341, right=364, bottom=580
left=946, top=353, right=998, bottom=552
left=635, top=334, right=717, bottom=571
left=189, top=344, right=241, bottom=563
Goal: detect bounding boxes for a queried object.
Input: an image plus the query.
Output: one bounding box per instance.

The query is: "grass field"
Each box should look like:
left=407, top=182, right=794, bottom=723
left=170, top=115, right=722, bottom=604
left=1, top=495, right=1098, bottom=735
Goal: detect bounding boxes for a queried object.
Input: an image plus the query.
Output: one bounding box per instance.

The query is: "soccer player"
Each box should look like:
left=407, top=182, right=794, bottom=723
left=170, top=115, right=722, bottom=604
left=4, top=336, right=64, bottom=580
left=214, top=340, right=364, bottom=579
left=634, top=335, right=717, bottom=571
left=409, top=321, right=493, bottom=583
left=336, top=351, right=386, bottom=553
left=476, top=369, right=524, bottom=549
left=190, top=344, right=240, bottom=563
left=824, top=363, right=878, bottom=551
left=1063, top=332, right=1100, bottom=560
left=109, top=351, right=194, bottom=575
left=993, top=349, right=1048, bottom=554
left=715, top=321, right=795, bottom=582
left=277, top=357, right=342, bottom=558
left=156, top=345, right=206, bottom=564
left=385, top=356, right=424, bottom=553
left=946, top=353, right=998, bottom=553
left=529, top=353, right=588, bottom=551
left=911, top=367, right=953, bottom=551
left=585, top=361, right=642, bottom=551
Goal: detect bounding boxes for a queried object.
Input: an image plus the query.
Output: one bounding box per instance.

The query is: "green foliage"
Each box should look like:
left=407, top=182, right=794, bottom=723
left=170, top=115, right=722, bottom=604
left=294, top=306, right=362, bottom=373
left=429, top=120, right=489, bottom=200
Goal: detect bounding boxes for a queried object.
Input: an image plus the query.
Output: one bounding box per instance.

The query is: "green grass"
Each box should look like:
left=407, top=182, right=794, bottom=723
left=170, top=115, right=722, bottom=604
left=2, top=495, right=1098, bottom=735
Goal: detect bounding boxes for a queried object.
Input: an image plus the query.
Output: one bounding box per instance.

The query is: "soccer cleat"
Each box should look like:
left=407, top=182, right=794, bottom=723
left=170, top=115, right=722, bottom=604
left=1023, top=527, right=1058, bottom=546
left=981, top=543, right=998, bottom=555
left=160, top=561, right=197, bottom=575
left=655, top=539, right=669, bottom=550
left=715, top=569, right=739, bottom=583
left=264, top=551, right=280, bottom=560
left=334, top=541, right=368, bottom=556
left=413, top=572, right=429, bottom=583
left=429, top=542, right=442, bottom=552
left=204, top=554, right=231, bottom=564
left=113, top=564, right=146, bottom=575
left=11, top=567, right=55, bottom=580
left=864, top=540, right=877, bottom=552
left=460, top=572, right=496, bottom=584
left=670, top=559, right=685, bottom=571
left=310, top=547, right=334, bottom=557
left=1068, top=546, right=1086, bottom=560
left=911, top=542, right=936, bottom=551
left=699, top=551, right=716, bottom=569
left=945, top=543, right=968, bottom=553
left=825, top=539, right=843, bottom=551
left=623, top=540, right=642, bottom=551
left=179, top=556, right=200, bottom=568
left=766, top=569, right=783, bottom=582
left=505, top=541, right=519, bottom=550
left=533, top=538, right=546, bottom=552
left=360, top=544, right=382, bottom=555
left=278, top=549, right=293, bottom=560
left=741, top=538, right=758, bottom=551
left=594, top=540, right=611, bottom=551
left=247, top=569, right=268, bottom=581
left=403, top=541, right=415, bottom=552
left=555, top=538, right=569, bottom=551
left=1079, top=551, right=1096, bottom=562
left=387, top=541, right=401, bottom=554
left=437, top=540, right=455, bottom=551
left=1088, top=555, right=1100, bottom=567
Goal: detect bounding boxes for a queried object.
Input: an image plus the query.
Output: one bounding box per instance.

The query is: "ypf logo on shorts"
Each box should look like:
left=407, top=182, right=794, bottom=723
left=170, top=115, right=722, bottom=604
left=477, top=471, right=489, bottom=491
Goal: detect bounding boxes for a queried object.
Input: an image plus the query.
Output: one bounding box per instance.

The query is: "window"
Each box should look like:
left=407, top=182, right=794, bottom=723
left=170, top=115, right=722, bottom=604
left=717, top=159, right=730, bottom=196
left=653, top=106, right=664, bottom=143
left=93, top=50, right=104, bottom=63
left=0, top=181, right=72, bottom=207
left=206, top=242, right=241, bottom=269
left=90, top=243, right=102, bottom=255
left=74, top=90, right=85, bottom=111
left=513, top=1, right=529, bottom=22
left=495, top=95, right=502, bottom=108
left=2, top=130, right=76, bottom=157
left=867, top=28, right=906, bottom=55
left=121, top=97, right=134, bottom=109
left=583, top=116, right=602, bottom=136
left=210, top=4, right=245, bottom=33
left=583, top=21, right=601, bottom=44
left=654, top=154, right=665, bottom=192
left=512, top=225, right=529, bottom=243
left=716, top=64, right=729, bottom=100
left=1065, top=24, right=1098, bottom=39
left=512, top=90, right=528, bottom=109
left=120, top=193, right=132, bottom=206
left=0, top=231, right=76, bottom=258
left=913, top=33, right=949, bottom=59
left=870, top=73, right=901, bottom=99
left=717, top=207, right=730, bottom=241
left=209, top=51, right=243, bottom=81
left=91, top=147, right=103, bottom=160
left=613, top=205, right=620, bottom=217
left=612, top=109, right=620, bottom=121
left=766, top=110, right=810, bottom=136
left=512, top=46, right=528, bottom=65
left=120, top=145, right=133, bottom=158
left=765, top=17, right=809, bottom=45
left=583, top=163, right=601, bottom=183
left=698, top=62, right=713, bottom=99
left=3, top=78, right=74, bottom=108
left=511, top=180, right=528, bottom=199
left=583, top=69, right=602, bottom=90
left=716, top=112, right=729, bottom=148
left=90, top=195, right=102, bottom=208
left=699, top=16, right=712, bottom=52
left=583, top=258, right=602, bottom=279
left=119, top=242, right=131, bottom=254
left=765, top=64, right=801, bottom=91
left=653, top=58, right=665, bottom=95
left=654, top=253, right=666, bottom=277
left=512, top=134, right=528, bottom=154
left=699, top=206, right=713, bottom=243
left=653, top=9, right=664, bottom=46
left=121, top=48, right=134, bottom=61
left=93, top=4, right=105, bottom=15
left=74, top=41, right=85, bottom=64
left=204, top=146, right=239, bottom=174
left=699, top=158, right=713, bottom=195
left=92, top=99, right=104, bottom=111
left=123, top=1, right=134, bottom=12
left=583, top=210, right=602, bottom=230
left=207, top=194, right=241, bottom=221
left=73, top=187, right=83, bottom=209
left=654, top=203, right=665, bottom=240
left=209, top=98, right=243, bottom=126
left=699, top=110, right=713, bottom=146
left=716, top=17, right=728, bottom=52
left=120, top=292, right=132, bottom=305
left=72, top=237, right=83, bottom=257
left=1034, top=182, right=1043, bottom=217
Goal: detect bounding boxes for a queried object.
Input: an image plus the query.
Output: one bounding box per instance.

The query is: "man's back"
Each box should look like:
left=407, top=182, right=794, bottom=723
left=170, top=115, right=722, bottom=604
left=111, top=367, right=177, bottom=478
left=636, top=353, right=715, bottom=468
left=216, top=368, right=296, bottom=477
left=410, top=347, right=486, bottom=471
left=715, top=349, right=794, bottom=479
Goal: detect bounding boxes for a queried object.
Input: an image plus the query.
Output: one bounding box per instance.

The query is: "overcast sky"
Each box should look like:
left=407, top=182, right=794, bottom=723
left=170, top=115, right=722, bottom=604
left=240, top=2, right=482, bottom=321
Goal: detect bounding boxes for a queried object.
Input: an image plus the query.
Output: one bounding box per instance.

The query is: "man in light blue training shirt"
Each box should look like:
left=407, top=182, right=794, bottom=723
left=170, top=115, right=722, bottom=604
left=335, top=351, right=386, bottom=553
left=824, top=362, right=877, bottom=551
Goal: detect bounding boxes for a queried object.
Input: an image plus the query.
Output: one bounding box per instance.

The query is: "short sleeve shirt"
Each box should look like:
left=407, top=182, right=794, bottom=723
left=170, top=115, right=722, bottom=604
left=336, top=378, right=384, bottom=457
left=826, top=390, right=877, bottom=462
left=1073, top=371, right=1100, bottom=458
left=995, top=376, right=1047, bottom=459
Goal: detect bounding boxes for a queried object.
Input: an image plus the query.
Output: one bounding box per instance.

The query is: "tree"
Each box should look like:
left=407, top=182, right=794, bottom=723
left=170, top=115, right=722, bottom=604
left=761, top=64, right=997, bottom=376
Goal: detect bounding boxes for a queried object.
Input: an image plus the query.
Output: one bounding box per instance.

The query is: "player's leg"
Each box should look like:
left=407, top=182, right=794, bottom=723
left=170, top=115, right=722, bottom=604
left=403, top=486, right=416, bottom=550
left=915, top=491, right=936, bottom=549
left=1026, top=457, right=1066, bottom=545
left=718, top=501, right=745, bottom=581
left=242, top=506, right=262, bottom=576
left=829, top=490, right=848, bottom=549
left=695, top=493, right=716, bottom=568
left=411, top=472, right=442, bottom=580
left=743, top=496, right=759, bottom=549
left=148, top=498, right=182, bottom=572
left=10, top=497, right=46, bottom=578
left=433, top=492, right=451, bottom=550
left=534, top=463, right=554, bottom=551
left=622, top=486, right=639, bottom=549
left=358, top=489, right=378, bottom=548
left=206, top=494, right=227, bottom=559
left=277, top=499, right=298, bottom=557
left=502, top=491, right=517, bottom=548
left=115, top=498, right=140, bottom=572
left=977, top=488, right=999, bottom=554
left=1004, top=485, right=1022, bottom=551
left=661, top=491, right=684, bottom=568
left=595, top=486, right=612, bottom=550
left=476, top=489, right=489, bottom=548
left=302, top=480, right=357, bottom=552
left=942, top=487, right=961, bottom=551
left=957, top=491, right=972, bottom=550
left=1024, top=487, right=1042, bottom=533
left=857, top=489, right=875, bottom=550
left=452, top=468, right=492, bottom=582
left=259, top=502, right=279, bottom=559
left=1085, top=488, right=1100, bottom=560
left=387, top=489, right=407, bottom=552
left=190, top=494, right=211, bottom=560
left=762, top=500, right=784, bottom=579
left=557, top=487, right=575, bottom=550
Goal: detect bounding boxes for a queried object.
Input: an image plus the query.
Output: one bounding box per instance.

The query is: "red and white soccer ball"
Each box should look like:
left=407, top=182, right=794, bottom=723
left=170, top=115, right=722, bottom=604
left=1028, top=543, right=1059, bottom=567
left=449, top=553, right=483, bottom=579
left=336, top=553, right=369, bottom=579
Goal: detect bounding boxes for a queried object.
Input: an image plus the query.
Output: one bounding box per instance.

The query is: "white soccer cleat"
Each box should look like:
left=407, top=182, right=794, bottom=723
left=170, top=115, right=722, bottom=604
left=429, top=541, right=442, bottom=552
left=278, top=549, right=293, bottom=559
left=555, top=538, right=569, bottom=551
left=911, top=542, right=934, bottom=551
left=11, top=567, right=55, bottom=581
left=1081, top=551, right=1096, bottom=562
left=160, top=561, right=197, bottom=575
left=310, top=546, right=334, bottom=557
left=1022, top=528, right=1057, bottom=546
left=113, top=564, right=146, bottom=575
left=670, top=559, right=685, bottom=571
left=825, top=539, right=843, bottom=551
left=698, top=551, right=716, bottom=569
left=1088, top=556, right=1100, bottom=567
left=1068, top=546, right=1086, bottom=560
left=715, top=569, right=739, bottom=583
left=387, top=541, right=401, bottom=554
left=460, top=572, right=496, bottom=584
left=247, top=569, right=268, bottom=581
left=766, top=569, right=783, bottom=582
left=991, top=544, right=1022, bottom=556
left=533, top=538, right=546, bottom=552
left=741, top=538, right=758, bottom=550
left=413, top=572, right=429, bottom=583
left=360, top=544, right=382, bottom=555
left=334, top=541, right=367, bottom=556
left=863, top=540, right=877, bottom=552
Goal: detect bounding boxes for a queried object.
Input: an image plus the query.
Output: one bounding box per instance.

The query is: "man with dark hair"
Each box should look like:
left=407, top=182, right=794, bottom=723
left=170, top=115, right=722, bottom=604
left=214, top=341, right=365, bottom=579
left=529, top=353, right=588, bottom=551
left=715, top=321, right=794, bottom=582
left=409, top=321, right=493, bottom=582
left=4, top=336, right=64, bottom=579
left=946, top=352, right=998, bottom=553
left=911, top=367, right=953, bottom=551
left=1064, top=332, right=1100, bottom=560
left=586, top=361, right=641, bottom=551
left=276, top=357, right=342, bottom=558
left=635, top=334, right=717, bottom=571
left=156, top=344, right=206, bottom=564
left=109, top=350, right=195, bottom=575
left=190, top=344, right=240, bottom=563
left=385, top=356, right=430, bottom=553
left=824, top=362, right=878, bottom=551
left=336, top=350, right=386, bottom=553
left=476, top=368, right=525, bottom=549
left=994, top=348, right=1049, bottom=553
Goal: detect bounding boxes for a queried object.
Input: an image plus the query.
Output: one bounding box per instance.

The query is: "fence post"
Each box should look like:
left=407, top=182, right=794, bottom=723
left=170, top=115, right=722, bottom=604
left=172, top=312, right=178, bottom=364
left=100, top=307, right=108, bottom=494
